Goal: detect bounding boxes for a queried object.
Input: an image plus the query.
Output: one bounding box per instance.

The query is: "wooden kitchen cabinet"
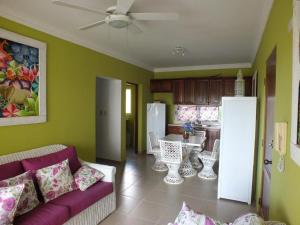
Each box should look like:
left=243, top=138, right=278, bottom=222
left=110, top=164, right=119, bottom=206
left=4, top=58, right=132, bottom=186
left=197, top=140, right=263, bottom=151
left=206, top=128, right=221, bottom=151
left=167, top=125, right=183, bottom=134
left=151, top=76, right=252, bottom=105
left=244, top=76, right=253, bottom=96
left=194, top=79, right=209, bottom=105
left=150, top=79, right=173, bottom=92
left=173, top=80, right=185, bottom=104
left=184, top=79, right=195, bottom=104
left=223, top=77, right=236, bottom=96
left=209, top=79, right=223, bottom=105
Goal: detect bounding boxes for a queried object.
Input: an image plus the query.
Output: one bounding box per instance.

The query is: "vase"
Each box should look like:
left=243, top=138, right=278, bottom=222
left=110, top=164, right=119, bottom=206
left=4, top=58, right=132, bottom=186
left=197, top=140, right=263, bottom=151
left=183, top=131, right=190, bottom=140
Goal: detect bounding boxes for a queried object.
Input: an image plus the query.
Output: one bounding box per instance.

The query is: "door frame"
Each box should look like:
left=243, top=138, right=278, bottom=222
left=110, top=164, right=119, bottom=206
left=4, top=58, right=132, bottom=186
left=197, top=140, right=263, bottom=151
left=126, top=82, right=139, bottom=154
left=260, top=47, right=277, bottom=219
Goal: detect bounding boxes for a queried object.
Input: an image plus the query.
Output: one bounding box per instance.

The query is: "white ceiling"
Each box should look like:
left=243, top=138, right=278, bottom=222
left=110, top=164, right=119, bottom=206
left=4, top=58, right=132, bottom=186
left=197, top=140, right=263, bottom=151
left=0, top=0, right=273, bottom=71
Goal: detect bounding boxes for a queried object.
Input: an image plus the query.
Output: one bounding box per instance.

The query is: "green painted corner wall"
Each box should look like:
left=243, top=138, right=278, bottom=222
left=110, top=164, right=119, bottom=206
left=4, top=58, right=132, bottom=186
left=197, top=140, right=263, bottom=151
left=153, top=68, right=254, bottom=124
left=253, top=0, right=300, bottom=224
left=0, top=16, right=153, bottom=162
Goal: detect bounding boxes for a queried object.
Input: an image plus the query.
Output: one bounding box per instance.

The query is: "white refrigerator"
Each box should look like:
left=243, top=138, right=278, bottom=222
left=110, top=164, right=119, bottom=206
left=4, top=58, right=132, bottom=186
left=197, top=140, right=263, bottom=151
left=147, top=103, right=166, bottom=154
left=218, top=97, right=257, bottom=204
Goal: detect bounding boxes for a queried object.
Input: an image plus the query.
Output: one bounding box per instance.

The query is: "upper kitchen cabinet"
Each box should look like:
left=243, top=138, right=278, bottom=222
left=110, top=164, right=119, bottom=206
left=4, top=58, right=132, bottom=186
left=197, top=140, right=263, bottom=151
left=209, top=79, right=223, bottom=105
left=223, top=77, right=236, bottom=96
left=194, top=79, right=209, bottom=105
left=184, top=79, right=196, bottom=104
left=173, top=79, right=185, bottom=104
left=244, top=76, right=253, bottom=96
left=151, top=76, right=253, bottom=105
left=150, top=79, right=173, bottom=92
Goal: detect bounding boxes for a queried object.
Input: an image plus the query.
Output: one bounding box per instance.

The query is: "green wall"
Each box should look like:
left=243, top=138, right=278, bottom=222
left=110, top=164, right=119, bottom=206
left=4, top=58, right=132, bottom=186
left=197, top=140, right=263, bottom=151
left=153, top=68, right=253, bottom=124
left=253, top=0, right=300, bottom=224
left=0, top=17, right=153, bottom=161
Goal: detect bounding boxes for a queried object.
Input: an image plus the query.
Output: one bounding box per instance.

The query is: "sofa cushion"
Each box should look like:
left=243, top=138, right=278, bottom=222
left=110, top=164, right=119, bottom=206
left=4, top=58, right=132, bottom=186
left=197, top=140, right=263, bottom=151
left=50, top=181, right=113, bottom=217
left=21, top=146, right=81, bottom=174
left=0, top=161, right=24, bottom=180
left=0, top=171, right=40, bottom=216
left=36, top=160, right=77, bottom=203
left=74, top=165, right=105, bottom=191
left=0, top=184, right=24, bottom=225
left=14, top=203, right=70, bottom=225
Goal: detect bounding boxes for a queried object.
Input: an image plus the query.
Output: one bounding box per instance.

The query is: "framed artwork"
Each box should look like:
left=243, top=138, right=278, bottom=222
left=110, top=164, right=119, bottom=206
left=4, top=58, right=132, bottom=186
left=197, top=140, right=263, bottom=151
left=0, top=28, right=46, bottom=126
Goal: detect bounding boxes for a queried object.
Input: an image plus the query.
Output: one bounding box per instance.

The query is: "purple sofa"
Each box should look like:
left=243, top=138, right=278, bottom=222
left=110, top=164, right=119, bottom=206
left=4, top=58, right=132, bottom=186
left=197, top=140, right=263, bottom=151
left=0, top=144, right=116, bottom=225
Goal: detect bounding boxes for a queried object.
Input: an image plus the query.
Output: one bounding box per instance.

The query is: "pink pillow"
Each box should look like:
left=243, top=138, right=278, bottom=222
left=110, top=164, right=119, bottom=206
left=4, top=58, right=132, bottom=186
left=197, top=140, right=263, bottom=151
left=36, top=160, right=77, bottom=203
left=21, top=146, right=81, bottom=174
left=74, top=165, right=104, bottom=191
left=0, top=171, right=39, bottom=216
left=0, top=161, right=24, bottom=181
left=0, top=184, right=24, bottom=225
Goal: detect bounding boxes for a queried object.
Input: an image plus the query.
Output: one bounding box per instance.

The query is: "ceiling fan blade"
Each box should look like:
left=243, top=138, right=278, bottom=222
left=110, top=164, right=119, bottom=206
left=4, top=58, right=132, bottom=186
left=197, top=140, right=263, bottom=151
left=52, top=0, right=107, bottom=16
left=128, top=23, right=142, bottom=34
left=79, top=20, right=106, bottom=30
left=116, top=0, right=135, bottom=14
left=129, top=13, right=179, bottom=21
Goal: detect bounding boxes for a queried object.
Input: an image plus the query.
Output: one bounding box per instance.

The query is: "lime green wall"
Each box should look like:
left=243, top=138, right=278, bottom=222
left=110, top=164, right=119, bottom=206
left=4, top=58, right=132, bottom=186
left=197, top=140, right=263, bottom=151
left=153, top=68, right=253, bottom=124
left=0, top=17, right=153, bottom=161
left=253, top=1, right=300, bottom=224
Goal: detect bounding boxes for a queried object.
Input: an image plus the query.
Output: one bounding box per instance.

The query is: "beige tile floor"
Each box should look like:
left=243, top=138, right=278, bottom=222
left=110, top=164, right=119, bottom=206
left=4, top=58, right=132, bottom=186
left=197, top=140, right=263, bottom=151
left=98, top=151, right=255, bottom=225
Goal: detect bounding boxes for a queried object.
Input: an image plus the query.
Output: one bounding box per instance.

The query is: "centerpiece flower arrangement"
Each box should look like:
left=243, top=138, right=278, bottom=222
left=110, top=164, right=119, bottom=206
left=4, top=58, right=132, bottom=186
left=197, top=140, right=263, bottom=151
left=182, top=122, right=193, bottom=139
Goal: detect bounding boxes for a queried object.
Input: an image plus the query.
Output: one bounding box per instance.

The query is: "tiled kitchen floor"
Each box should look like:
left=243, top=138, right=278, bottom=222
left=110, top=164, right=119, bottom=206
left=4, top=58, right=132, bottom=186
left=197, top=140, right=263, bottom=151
left=98, top=150, right=255, bottom=225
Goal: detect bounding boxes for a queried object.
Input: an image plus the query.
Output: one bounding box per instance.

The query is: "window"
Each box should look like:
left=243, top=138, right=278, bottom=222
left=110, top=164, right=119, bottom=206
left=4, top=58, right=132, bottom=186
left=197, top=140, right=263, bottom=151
left=126, top=88, right=131, bottom=114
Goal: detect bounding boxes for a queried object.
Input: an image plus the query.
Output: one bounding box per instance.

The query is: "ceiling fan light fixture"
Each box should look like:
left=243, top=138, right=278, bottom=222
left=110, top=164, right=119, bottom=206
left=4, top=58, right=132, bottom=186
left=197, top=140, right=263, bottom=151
left=172, top=46, right=186, bottom=56
left=105, top=15, right=131, bottom=28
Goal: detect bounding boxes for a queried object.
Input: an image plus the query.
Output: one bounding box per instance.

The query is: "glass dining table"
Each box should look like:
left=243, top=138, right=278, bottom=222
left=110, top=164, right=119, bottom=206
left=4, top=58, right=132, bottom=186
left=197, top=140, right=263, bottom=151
left=159, top=134, right=206, bottom=178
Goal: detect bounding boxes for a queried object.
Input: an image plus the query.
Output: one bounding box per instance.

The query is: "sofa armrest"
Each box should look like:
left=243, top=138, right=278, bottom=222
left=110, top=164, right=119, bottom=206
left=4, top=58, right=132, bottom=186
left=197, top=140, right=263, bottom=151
left=80, top=160, right=116, bottom=183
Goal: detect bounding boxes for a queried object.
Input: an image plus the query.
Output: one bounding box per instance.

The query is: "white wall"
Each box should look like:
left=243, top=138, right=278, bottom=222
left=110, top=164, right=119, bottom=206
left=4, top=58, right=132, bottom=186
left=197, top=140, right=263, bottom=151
left=96, top=77, right=122, bottom=161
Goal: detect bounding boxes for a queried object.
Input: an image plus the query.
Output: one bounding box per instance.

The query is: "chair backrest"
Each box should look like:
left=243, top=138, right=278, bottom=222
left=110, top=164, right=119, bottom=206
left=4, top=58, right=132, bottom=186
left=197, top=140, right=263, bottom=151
left=194, top=130, right=206, bottom=138
left=211, top=139, right=220, bottom=158
left=148, top=132, right=159, bottom=151
left=160, top=140, right=183, bottom=164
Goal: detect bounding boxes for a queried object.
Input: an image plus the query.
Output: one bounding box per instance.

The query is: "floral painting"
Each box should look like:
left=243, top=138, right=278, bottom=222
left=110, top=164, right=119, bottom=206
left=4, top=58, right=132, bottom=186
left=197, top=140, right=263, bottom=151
left=0, top=28, right=46, bottom=126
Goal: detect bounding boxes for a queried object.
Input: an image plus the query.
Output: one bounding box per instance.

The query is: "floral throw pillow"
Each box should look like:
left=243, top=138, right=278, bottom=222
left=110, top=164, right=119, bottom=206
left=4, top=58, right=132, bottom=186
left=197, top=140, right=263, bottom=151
left=170, top=202, right=226, bottom=225
left=74, top=165, right=105, bottom=191
left=232, top=213, right=264, bottom=225
left=0, top=184, right=24, bottom=225
left=0, top=171, right=39, bottom=216
left=36, top=160, right=77, bottom=203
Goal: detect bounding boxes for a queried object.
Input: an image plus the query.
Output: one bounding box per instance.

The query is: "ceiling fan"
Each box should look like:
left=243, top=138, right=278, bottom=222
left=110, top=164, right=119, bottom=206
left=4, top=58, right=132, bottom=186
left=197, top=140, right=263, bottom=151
left=52, top=0, right=179, bottom=33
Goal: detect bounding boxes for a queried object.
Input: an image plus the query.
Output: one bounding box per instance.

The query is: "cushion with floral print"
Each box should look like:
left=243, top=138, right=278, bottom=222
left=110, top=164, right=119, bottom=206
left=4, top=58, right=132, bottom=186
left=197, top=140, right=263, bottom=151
left=0, top=171, right=39, bottom=216
left=170, top=202, right=227, bottom=225
left=0, top=184, right=24, bottom=225
left=36, top=160, right=77, bottom=203
left=74, top=165, right=105, bottom=191
left=232, top=213, right=264, bottom=225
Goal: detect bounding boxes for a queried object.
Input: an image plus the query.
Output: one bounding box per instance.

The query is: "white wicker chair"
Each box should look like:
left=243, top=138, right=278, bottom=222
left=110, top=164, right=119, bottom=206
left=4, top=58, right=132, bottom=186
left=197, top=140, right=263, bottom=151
left=148, top=132, right=168, bottom=172
left=198, top=139, right=220, bottom=180
left=160, top=140, right=184, bottom=185
left=190, top=130, right=206, bottom=169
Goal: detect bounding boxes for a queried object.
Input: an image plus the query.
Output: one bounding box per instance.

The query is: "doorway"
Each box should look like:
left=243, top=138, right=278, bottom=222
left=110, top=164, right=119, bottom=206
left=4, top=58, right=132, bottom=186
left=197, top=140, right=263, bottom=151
left=96, top=77, right=122, bottom=161
left=125, top=83, right=138, bottom=154
left=260, top=48, right=276, bottom=219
